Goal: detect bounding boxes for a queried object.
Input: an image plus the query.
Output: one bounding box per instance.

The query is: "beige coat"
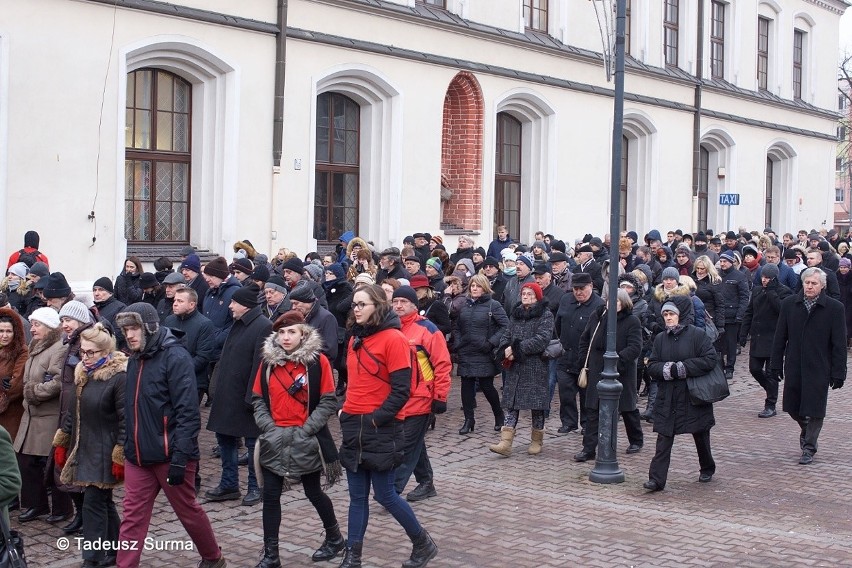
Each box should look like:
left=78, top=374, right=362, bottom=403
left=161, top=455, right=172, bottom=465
left=13, top=328, right=64, bottom=456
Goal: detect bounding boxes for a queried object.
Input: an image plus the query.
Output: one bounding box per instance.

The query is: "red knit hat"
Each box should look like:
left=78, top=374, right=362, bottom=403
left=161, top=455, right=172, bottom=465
left=273, top=310, right=305, bottom=331
left=521, top=282, right=543, bottom=302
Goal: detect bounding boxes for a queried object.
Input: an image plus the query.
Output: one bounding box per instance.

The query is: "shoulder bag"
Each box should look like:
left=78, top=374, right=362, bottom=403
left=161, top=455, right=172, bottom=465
left=542, top=339, right=564, bottom=360
left=0, top=509, right=26, bottom=568
left=577, top=315, right=604, bottom=389
left=686, top=363, right=730, bottom=405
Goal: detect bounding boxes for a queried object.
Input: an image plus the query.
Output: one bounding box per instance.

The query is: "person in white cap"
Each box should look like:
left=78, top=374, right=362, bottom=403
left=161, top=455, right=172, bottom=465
left=14, top=307, right=72, bottom=523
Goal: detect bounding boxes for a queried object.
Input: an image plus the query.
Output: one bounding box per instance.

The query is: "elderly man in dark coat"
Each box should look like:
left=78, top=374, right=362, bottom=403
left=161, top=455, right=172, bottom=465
left=288, top=286, right=338, bottom=361
left=771, top=267, right=846, bottom=465
left=739, top=263, right=792, bottom=418
left=205, top=285, right=272, bottom=506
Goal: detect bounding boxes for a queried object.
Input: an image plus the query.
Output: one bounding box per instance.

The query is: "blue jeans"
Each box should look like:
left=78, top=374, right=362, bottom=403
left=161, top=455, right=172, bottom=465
left=394, top=414, right=432, bottom=494
left=215, top=433, right=257, bottom=492
left=346, top=467, right=422, bottom=544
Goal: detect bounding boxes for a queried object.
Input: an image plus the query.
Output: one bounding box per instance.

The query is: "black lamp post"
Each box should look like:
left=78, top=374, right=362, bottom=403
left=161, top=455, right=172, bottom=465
left=590, top=0, right=626, bottom=485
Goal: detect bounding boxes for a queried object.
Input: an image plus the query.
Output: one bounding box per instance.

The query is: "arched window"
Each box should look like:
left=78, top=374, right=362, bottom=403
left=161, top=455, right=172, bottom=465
left=765, top=156, right=774, bottom=227
left=125, top=69, right=191, bottom=242
left=494, top=113, right=522, bottom=240
left=314, top=92, right=359, bottom=243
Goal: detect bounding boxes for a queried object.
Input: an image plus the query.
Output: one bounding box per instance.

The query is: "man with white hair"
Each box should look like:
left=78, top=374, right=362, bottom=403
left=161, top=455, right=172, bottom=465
left=450, top=235, right=475, bottom=266
left=771, top=267, right=846, bottom=465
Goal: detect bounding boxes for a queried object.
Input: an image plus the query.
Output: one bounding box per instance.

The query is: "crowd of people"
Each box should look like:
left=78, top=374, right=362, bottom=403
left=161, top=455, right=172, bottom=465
left=0, top=223, right=846, bottom=566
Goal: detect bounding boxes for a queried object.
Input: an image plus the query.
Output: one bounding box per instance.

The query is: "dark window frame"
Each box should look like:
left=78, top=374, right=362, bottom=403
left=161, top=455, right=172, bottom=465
left=415, top=0, right=446, bottom=8
left=625, top=0, right=632, bottom=56
left=314, top=92, right=360, bottom=244
left=523, top=0, right=548, bottom=33
left=125, top=68, right=192, bottom=244
left=698, top=146, right=710, bottom=232
left=757, top=17, right=769, bottom=91
left=765, top=157, right=774, bottom=228
left=664, top=0, right=679, bottom=68
left=620, top=135, right=629, bottom=232
left=494, top=112, right=522, bottom=241
left=710, top=0, right=725, bottom=80
left=793, top=29, right=804, bottom=100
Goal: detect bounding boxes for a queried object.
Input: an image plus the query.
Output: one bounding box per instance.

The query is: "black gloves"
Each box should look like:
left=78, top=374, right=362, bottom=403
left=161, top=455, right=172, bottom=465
left=431, top=400, right=447, bottom=415
left=738, top=337, right=747, bottom=348
left=167, top=463, right=186, bottom=486
left=830, top=379, right=844, bottom=390
left=1, top=377, right=10, bottom=390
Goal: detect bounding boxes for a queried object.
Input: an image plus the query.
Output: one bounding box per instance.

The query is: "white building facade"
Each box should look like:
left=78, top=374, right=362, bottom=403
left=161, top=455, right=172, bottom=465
left=0, top=0, right=847, bottom=280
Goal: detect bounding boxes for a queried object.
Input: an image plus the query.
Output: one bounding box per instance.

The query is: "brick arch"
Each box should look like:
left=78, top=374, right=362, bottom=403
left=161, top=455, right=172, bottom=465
left=441, top=72, right=483, bottom=230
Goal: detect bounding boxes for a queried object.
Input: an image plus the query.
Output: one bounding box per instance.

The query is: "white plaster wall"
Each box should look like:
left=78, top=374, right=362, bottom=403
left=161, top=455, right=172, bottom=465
left=0, top=0, right=275, bottom=282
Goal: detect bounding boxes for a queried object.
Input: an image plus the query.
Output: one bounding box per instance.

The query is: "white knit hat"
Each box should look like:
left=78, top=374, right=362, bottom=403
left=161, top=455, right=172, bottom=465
left=7, top=263, right=28, bottom=279
left=29, top=307, right=60, bottom=329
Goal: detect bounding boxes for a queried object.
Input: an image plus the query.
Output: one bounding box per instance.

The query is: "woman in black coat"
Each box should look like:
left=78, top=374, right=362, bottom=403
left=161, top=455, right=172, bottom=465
left=453, top=275, right=508, bottom=435
left=410, top=275, right=451, bottom=337
left=644, top=302, right=718, bottom=492
left=53, top=323, right=126, bottom=568
left=323, top=263, right=353, bottom=396
left=113, top=257, right=144, bottom=306
left=489, top=282, right=553, bottom=457
left=691, top=255, right=726, bottom=328
left=574, top=289, right=644, bottom=462
left=836, top=259, right=852, bottom=346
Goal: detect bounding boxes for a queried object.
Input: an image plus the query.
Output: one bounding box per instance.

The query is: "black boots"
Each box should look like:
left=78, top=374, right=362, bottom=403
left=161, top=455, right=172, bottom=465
left=312, top=524, right=346, bottom=561
left=63, top=493, right=84, bottom=535
left=494, top=410, right=505, bottom=432
left=458, top=418, right=475, bottom=435
left=255, top=538, right=281, bottom=568
left=402, top=529, right=438, bottom=568
left=338, top=542, right=362, bottom=568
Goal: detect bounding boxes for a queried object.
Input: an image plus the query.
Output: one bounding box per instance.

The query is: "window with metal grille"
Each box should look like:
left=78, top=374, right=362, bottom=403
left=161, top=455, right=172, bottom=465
left=710, top=1, right=725, bottom=80
left=494, top=113, right=522, bottom=241
left=125, top=69, right=191, bottom=243
left=793, top=30, right=804, bottom=100
left=416, top=0, right=446, bottom=7
left=315, top=92, right=360, bottom=243
left=757, top=17, right=769, bottom=91
left=664, top=0, right=679, bottom=68
left=524, top=0, right=548, bottom=33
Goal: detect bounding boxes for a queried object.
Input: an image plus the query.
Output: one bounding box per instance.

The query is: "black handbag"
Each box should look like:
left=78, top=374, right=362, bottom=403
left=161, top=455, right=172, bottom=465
left=686, top=364, right=730, bottom=405
left=0, top=509, right=26, bottom=568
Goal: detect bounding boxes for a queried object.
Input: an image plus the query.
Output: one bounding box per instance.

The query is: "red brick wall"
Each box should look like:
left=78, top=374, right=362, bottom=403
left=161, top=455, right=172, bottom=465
left=441, top=72, right=484, bottom=230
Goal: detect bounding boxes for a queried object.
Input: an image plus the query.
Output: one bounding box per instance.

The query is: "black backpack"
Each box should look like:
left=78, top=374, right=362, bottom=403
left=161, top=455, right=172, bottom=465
left=16, top=249, right=40, bottom=268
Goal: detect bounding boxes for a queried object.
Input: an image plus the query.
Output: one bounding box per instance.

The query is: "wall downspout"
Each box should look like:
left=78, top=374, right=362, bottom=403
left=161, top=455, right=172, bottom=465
left=691, top=0, right=705, bottom=231
left=270, top=0, right=288, bottom=253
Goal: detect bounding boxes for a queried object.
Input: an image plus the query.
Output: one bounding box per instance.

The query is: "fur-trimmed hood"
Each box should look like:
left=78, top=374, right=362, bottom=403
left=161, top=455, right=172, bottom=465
left=233, top=240, right=257, bottom=259
left=653, top=283, right=691, bottom=302
left=346, top=237, right=370, bottom=257
left=74, top=352, right=128, bottom=387
left=261, top=326, right=324, bottom=368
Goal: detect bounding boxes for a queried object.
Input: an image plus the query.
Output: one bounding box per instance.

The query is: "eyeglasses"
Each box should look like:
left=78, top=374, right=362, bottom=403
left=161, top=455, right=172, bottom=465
left=351, top=302, right=374, bottom=311
left=80, top=349, right=104, bottom=359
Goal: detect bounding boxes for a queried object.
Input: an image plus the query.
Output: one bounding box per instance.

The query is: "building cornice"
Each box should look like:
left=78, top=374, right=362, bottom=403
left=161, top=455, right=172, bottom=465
left=803, top=0, right=851, bottom=16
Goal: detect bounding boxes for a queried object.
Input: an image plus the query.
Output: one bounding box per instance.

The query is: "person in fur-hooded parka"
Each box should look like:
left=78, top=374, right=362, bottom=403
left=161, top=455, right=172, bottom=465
left=251, top=311, right=342, bottom=565
left=233, top=240, right=257, bottom=260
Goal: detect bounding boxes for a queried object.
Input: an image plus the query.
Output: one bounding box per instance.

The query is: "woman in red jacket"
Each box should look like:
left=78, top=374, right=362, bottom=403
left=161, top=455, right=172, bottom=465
left=251, top=311, right=342, bottom=568
left=338, top=284, right=437, bottom=568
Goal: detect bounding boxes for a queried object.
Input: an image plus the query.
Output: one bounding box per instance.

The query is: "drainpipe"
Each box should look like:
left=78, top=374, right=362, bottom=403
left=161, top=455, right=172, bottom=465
left=691, top=0, right=704, bottom=231
left=273, top=0, right=288, bottom=167
left=270, top=0, right=288, bottom=253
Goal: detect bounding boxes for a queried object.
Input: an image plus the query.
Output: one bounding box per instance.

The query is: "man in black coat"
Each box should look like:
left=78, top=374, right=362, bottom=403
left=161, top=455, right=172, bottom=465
left=717, top=251, right=750, bottom=380
left=771, top=267, right=847, bottom=465
left=572, top=245, right=604, bottom=295
left=164, top=287, right=216, bottom=404
left=739, top=263, right=792, bottom=418
left=92, top=276, right=127, bottom=349
left=157, top=272, right=185, bottom=323
left=805, top=250, right=841, bottom=300
left=204, top=285, right=272, bottom=506
left=288, top=285, right=339, bottom=361
left=554, top=273, right=604, bottom=436
left=534, top=263, right=566, bottom=422
left=375, top=247, right=408, bottom=284
left=482, top=257, right=508, bottom=304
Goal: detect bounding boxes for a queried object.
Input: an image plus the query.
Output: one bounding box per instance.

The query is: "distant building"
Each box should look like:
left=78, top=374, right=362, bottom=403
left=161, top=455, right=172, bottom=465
left=835, top=80, right=851, bottom=234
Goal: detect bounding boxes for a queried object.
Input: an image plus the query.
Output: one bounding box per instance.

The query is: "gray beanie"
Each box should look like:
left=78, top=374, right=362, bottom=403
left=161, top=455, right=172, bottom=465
left=761, top=263, right=779, bottom=280
left=661, top=266, right=680, bottom=281
left=661, top=302, right=680, bottom=315
left=58, top=300, right=93, bottom=325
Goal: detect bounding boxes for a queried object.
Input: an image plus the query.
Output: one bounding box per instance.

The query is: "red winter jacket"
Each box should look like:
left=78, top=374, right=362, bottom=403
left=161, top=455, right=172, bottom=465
left=398, top=311, right=451, bottom=418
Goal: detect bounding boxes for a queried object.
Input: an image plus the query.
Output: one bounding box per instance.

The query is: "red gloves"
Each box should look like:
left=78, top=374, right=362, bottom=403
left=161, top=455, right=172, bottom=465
left=112, top=462, right=124, bottom=481
left=54, top=446, right=68, bottom=468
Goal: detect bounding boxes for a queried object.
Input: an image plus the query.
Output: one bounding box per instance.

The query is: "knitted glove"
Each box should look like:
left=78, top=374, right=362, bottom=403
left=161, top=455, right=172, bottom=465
left=111, top=462, right=124, bottom=481
left=669, top=363, right=681, bottom=380
left=167, top=463, right=186, bottom=486
left=54, top=446, right=68, bottom=469
left=431, top=400, right=447, bottom=415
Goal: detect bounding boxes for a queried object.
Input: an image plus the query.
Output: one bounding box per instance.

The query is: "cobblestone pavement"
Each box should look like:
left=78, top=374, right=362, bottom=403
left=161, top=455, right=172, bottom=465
left=17, top=346, right=852, bottom=567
